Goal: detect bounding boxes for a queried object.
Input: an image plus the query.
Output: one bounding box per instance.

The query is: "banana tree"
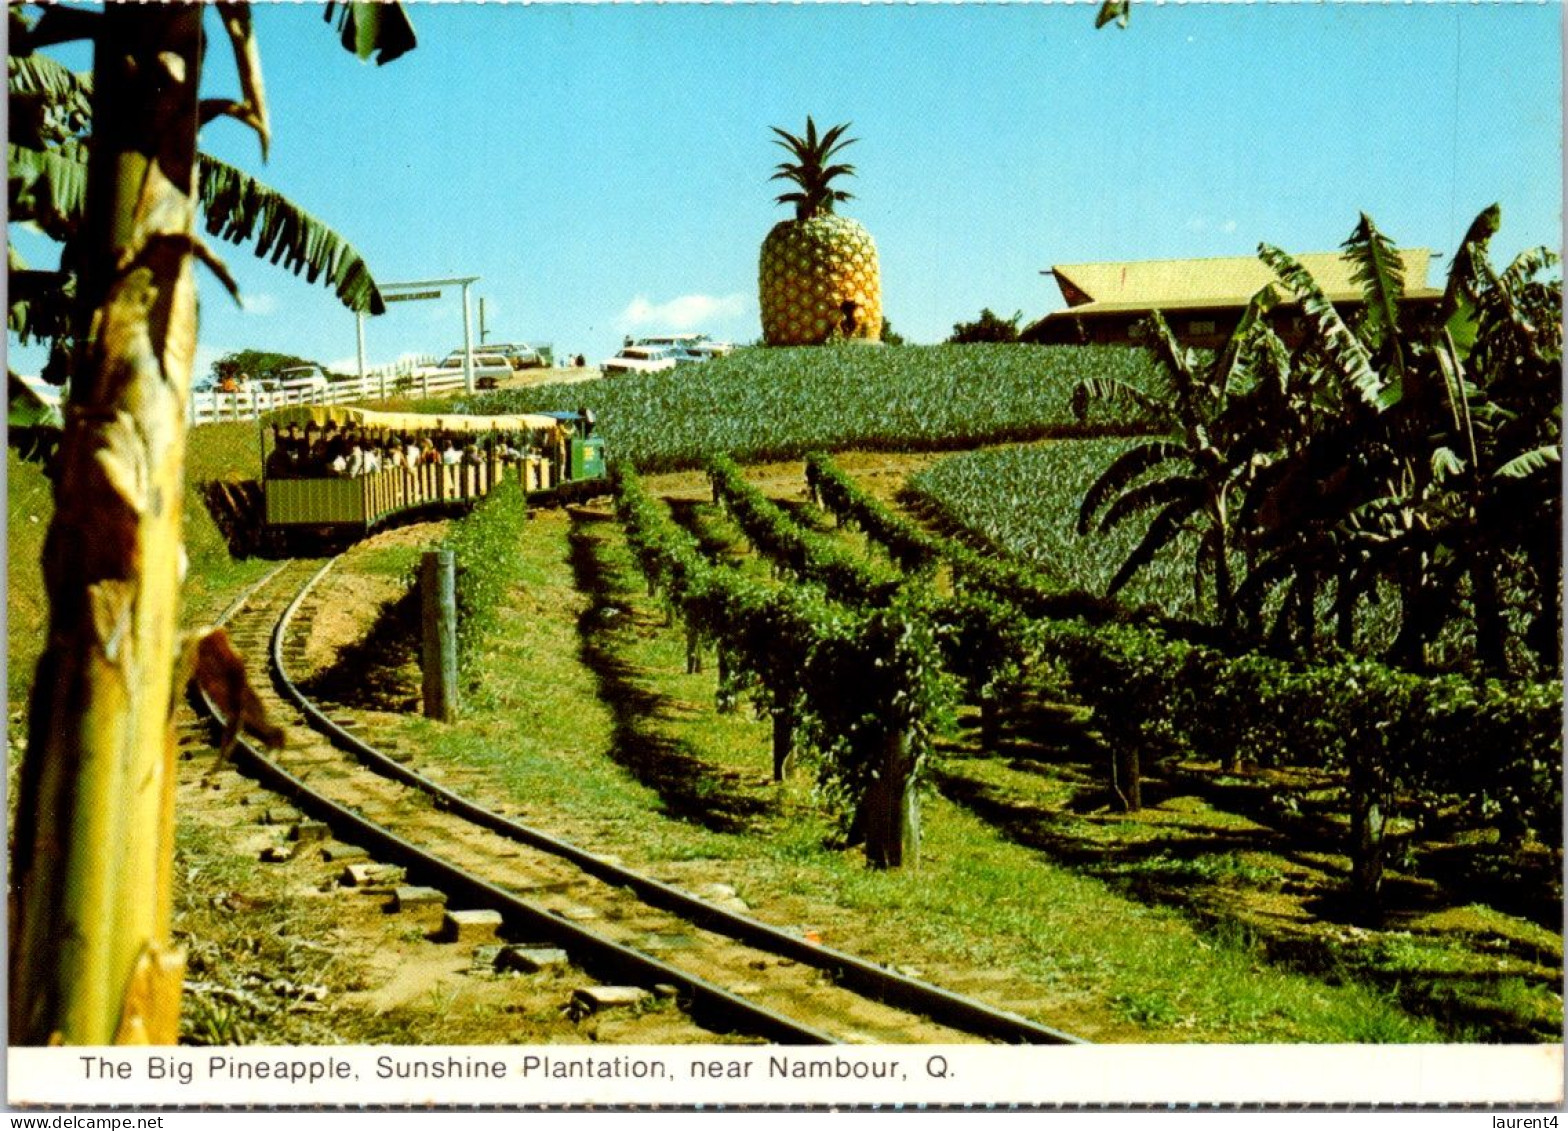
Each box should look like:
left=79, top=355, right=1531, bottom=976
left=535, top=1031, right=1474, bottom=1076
left=1421, top=231, right=1561, bottom=676
left=8, top=10, right=396, bottom=382
left=1242, top=209, right=1561, bottom=674
left=8, top=1, right=414, bottom=1046
left=1235, top=224, right=1411, bottom=656
left=1076, top=291, right=1287, bottom=630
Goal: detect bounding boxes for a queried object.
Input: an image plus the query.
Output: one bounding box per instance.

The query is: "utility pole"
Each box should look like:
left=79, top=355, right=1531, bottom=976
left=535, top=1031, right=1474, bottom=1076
left=460, top=280, right=475, bottom=394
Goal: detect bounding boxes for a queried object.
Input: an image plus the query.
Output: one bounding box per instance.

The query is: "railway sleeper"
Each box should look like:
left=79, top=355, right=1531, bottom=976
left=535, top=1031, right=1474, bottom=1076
left=209, top=556, right=1089, bottom=1045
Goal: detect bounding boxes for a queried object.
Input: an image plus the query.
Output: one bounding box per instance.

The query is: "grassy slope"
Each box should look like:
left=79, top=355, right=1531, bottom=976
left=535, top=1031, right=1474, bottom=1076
left=7, top=422, right=272, bottom=711
left=465, top=343, right=1161, bottom=472
left=388, top=497, right=1469, bottom=1043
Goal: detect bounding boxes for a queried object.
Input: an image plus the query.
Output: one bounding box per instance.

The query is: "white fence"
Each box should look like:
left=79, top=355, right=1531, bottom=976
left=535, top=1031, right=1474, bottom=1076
left=187, top=355, right=478, bottom=426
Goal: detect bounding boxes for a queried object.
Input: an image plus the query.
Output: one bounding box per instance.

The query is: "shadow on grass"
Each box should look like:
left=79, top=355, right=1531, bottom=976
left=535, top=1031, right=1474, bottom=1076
left=933, top=753, right=1563, bottom=1041
left=295, top=588, right=423, bottom=713
left=566, top=514, right=772, bottom=837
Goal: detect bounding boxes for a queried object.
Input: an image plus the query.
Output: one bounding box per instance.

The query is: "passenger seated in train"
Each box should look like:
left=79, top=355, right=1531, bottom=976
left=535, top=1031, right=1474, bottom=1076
left=265, top=439, right=299, bottom=480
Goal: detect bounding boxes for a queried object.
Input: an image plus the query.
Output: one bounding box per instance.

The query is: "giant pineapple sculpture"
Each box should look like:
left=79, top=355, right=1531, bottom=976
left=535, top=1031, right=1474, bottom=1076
left=759, top=117, right=882, bottom=346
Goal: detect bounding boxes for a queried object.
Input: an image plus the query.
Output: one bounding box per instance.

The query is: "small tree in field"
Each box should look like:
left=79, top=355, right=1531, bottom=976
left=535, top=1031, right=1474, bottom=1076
left=948, top=308, right=1022, bottom=344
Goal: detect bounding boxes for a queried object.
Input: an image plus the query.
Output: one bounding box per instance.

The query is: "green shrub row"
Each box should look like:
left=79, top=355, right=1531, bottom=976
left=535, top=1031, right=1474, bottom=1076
left=805, top=454, right=1563, bottom=855
left=1035, top=618, right=1563, bottom=848
left=707, top=454, right=903, bottom=607
left=613, top=464, right=949, bottom=860
left=805, top=452, right=1125, bottom=623
left=712, top=456, right=1040, bottom=715
left=440, top=479, right=530, bottom=680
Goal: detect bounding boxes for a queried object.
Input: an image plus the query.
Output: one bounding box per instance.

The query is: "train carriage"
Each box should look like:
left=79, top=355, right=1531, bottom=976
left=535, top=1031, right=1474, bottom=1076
left=260, top=404, right=605, bottom=547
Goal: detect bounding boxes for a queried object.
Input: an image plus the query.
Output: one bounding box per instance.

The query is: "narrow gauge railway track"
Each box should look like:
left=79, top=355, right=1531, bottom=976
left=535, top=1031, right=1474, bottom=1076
left=199, top=556, right=1084, bottom=1047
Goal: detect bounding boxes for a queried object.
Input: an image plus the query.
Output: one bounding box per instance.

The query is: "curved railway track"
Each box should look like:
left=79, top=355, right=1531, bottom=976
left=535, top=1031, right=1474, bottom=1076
left=197, top=554, right=1086, bottom=1047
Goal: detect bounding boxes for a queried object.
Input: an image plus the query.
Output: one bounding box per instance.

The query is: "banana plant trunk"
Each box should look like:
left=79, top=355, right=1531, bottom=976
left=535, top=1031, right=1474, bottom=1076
left=1468, top=552, right=1508, bottom=676
left=9, top=5, right=203, bottom=1045
left=1347, top=751, right=1389, bottom=925
left=1524, top=514, right=1562, bottom=675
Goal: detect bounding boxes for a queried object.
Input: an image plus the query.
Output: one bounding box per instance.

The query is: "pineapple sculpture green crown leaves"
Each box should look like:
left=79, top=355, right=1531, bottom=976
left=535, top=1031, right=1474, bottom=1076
left=759, top=116, right=882, bottom=346
left=770, top=116, right=856, bottom=221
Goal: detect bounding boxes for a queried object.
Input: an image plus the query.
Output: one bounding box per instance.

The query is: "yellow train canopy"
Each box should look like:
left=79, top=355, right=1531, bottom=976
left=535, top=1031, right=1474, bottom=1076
left=264, top=404, right=563, bottom=436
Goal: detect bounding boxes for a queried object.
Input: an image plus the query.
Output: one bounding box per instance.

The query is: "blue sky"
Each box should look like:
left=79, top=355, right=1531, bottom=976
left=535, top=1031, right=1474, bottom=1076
left=7, top=1, right=1563, bottom=378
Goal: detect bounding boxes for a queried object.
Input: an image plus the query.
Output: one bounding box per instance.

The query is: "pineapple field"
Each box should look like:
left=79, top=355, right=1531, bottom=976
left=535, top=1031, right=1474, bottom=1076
left=468, top=343, right=1162, bottom=471
left=904, top=438, right=1200, bottom=617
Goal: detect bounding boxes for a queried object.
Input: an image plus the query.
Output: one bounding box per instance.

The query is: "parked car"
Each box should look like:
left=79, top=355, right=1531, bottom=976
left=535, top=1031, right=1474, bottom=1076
left=475, top=342, right=545, bottom=369
left=680, top=340, right=734, bottom=363
left=429, top=352, right=514, bottom=388
left=601, top=345, right=679, bottom=376
left=632, top=333, right=733, bottom=364
left=276, top=365, right=330, bottom=396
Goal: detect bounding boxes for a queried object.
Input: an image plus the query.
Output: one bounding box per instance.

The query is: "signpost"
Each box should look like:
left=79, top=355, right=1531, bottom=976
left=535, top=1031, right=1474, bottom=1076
left=355, top=276, right=482, bottom=394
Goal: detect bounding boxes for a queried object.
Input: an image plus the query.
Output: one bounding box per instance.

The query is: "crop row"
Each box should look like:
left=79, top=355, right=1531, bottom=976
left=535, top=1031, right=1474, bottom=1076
left=707, top=454, right=901, bottom=607
left=441, top=478, right=531, bottom=679
left=804, top=452, right=1131, bottom=627
left=612, top=464, right=946, bottom=867
left=903, top=439, right=1203, bottom=618
left=803, top=453, right=1563, bottom=909
left=709, top=457, right=1054, bottom=738
left=470, top=343, right=1161, bottom=471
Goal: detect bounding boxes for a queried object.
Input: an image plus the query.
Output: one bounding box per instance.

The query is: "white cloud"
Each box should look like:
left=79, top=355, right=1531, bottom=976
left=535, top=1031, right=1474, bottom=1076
left=241, top=292, right=278, bottom=316
left=1220, top=219, right=1238, bottom=235
left=615, top=292, right=749, bottom=332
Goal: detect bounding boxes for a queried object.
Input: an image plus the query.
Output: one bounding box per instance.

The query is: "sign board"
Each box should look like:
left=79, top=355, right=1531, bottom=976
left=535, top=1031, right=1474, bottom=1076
left=384, top=290, right=442, bottom=303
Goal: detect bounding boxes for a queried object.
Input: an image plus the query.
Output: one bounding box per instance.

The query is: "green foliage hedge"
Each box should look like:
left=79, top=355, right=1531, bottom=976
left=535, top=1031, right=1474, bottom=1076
left=614, top=463, right=949, bottom=853
left=441, top=479, right=529, bottom=682
left=1035, top=618, right=1563, bottom=847
left=807, top=452, right=1563, bottom=848
left=708, top=454, right=902, bottom=607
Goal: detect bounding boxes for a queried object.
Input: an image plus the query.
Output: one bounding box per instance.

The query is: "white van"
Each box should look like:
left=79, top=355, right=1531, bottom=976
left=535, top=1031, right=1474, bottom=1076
left=277, top=365, right=331, bottom=396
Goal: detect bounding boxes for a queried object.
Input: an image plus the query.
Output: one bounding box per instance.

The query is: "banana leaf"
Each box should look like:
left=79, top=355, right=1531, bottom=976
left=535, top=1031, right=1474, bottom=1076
left=1494, top=445, right=1560, bottom=480
left=1260, top=244, right=1390, bottom=412
left=197, top=154, right=386, bottom=315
